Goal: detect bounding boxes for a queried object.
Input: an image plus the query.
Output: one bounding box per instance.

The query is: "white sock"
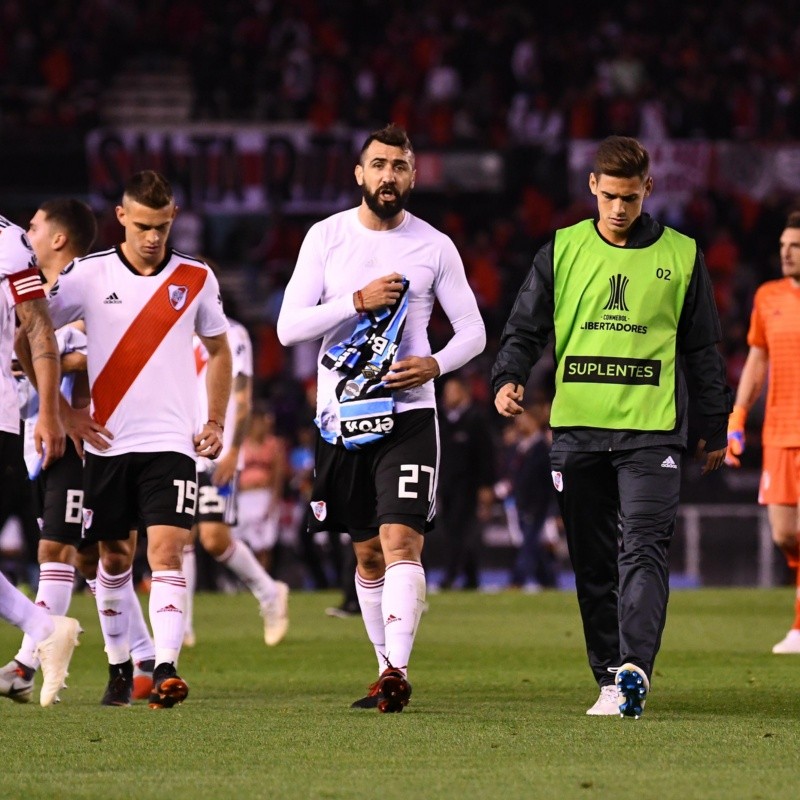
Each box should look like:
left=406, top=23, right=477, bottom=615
left=355, top=570, right=386, bottom=674
left=125, top=578, right=155, bottom=665
left=182, top=544, right=196, bottom=638
left=149, top=570, right=186, bottom=667
left=15, top=562, right=75, bottom=670
left=382, top=560, right=426, bottom=677
left=96, top=565, right=132, bottom=665
left=218, top=540, right=277, bottom=606
left=86, top=578, right=97, bottom=596
left=0, top=570, right=52, bottom=644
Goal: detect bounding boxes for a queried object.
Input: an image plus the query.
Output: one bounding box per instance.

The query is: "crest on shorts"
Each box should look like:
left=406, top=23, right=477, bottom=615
left=551, top=471, right=564, bottom=493
left=168, top=284, right=189, bottom=311
left=82, top=507, right=94, bottom=530
left=310, top=500, right=327, bottom=521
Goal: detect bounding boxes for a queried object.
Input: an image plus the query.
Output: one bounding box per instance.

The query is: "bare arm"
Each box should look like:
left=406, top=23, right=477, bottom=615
left=15, top=299, right=64, bottom=467
left=733, top=346, right=768, bottom=412
left=193, top=331, right=232, bottom=460
left=14, top=326, right=111, bottom=458
left=211, top=372, right=252, bottom=486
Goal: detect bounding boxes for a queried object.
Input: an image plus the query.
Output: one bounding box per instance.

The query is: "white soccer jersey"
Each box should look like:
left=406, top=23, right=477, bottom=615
left=0, top=215, right=41, bottom=434
left=194, top=317, right=253, bottom=472
left=48, top=246, right=228, bottom=458
left=277, top=207, right=486, bottom=420
left=19, top=325, right=88, bottom=473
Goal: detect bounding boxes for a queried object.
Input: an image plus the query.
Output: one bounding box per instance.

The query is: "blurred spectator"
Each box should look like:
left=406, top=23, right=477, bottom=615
left=505, top=401, right=560, bottom=591
left=233, top=405, right=288, bottom=573
left=436, top=375, right=495, bottom=590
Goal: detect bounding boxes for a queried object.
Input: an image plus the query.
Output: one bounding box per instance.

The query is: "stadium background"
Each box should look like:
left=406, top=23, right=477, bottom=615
left=1, top=0, right=798, bottom=590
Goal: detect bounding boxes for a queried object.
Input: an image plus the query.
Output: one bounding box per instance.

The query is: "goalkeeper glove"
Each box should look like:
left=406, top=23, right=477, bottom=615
left=725, top=405, right=747, bottom=467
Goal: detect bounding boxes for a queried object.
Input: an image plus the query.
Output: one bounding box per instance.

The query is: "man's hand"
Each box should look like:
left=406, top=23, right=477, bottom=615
left=211, top=448, right=238, bottom=486
left=194, top=421, right=224, bottom=460
left=725, top=405, right=747, bottom=467
left=34, top=411, right=65, bottom=469
left=62, top=405, right=113, bottom=459
left=383, top=356, right=440, bottom=390
left=695, top=439, right=727, bottom=475
left=354, top=272, right=404, bottom=311
left=494, top=383, right=525, bottom=417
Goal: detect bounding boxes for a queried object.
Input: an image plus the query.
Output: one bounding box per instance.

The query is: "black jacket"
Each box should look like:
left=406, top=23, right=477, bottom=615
left=491, top=214, right=732, bottom=452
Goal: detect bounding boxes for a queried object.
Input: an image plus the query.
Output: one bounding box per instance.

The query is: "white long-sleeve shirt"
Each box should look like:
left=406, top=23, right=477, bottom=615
left=278, top=207, right=485, bottom=418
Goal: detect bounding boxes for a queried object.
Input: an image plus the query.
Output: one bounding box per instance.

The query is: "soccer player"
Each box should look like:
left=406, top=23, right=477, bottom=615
left=726, top=211, right=800, bottom=654
left=492, top=136, right=731, bottom=718
left=233, top=405, right=287, bottom=573
left=0, top=210, right=81, bottom=707
left=278, top=123, right=485, bottom=712
left=45, top=171, right=232, bottom=709
left=183, top=319, right=289, bottom=648
left=1, top=199, right=157, bottom=705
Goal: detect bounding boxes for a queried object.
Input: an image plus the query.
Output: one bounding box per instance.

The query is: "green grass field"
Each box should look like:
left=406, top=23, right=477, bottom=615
left=0, top=588, right=798, bottom=800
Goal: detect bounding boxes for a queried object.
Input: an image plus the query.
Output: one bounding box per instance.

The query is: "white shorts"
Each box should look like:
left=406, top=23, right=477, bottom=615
left=233, top=488, right=280, bottom=551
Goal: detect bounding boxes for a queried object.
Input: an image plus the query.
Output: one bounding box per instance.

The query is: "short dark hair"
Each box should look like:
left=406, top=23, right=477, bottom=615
left=123, top=170, right=174, bottom=209
left=593, top=136, right=650, bottom=180
left=358, top=123, right=414, bottom=164
left=786, top=211, right=800, bottom=229
left=38, top=198, right=97, bottom=256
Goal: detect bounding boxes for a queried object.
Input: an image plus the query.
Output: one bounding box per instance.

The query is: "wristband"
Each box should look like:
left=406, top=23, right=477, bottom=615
left=207, top=419, right=224, bottom=432
left=729, top=405, right=747, bottom=429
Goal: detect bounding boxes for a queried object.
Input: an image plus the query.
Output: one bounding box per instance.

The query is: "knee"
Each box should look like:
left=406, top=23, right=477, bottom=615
left=357, top=550, right=385, bottom=578
left=101, top=550, right=132, bottom=575
left=772, top=526, right=798, bottom=550
left=200, top=525, right=230, bottom=559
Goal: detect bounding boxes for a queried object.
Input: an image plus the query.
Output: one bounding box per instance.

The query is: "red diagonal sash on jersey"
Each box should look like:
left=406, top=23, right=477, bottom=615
left=194, top=340, right=208, bottom=376
left=92, top=264, right=208, bottom=426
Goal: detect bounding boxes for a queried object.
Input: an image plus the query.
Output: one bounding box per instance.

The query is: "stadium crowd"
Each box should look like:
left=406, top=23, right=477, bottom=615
left=2, top=0, right=800, bottom=143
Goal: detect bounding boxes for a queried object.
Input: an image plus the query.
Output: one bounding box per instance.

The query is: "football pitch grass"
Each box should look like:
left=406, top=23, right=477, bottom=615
left=1, top=588, right=798, bottom=800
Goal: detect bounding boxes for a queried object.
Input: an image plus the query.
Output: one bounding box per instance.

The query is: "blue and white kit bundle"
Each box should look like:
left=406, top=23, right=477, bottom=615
left=317, top=278, right=409, bottom=450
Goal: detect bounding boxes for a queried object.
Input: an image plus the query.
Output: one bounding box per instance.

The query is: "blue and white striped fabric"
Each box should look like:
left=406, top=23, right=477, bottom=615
left=318, top=278, right=409, bottom=450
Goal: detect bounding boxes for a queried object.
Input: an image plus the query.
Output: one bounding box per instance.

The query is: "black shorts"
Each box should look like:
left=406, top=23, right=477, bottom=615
left=81, top=451, right=197, bottom=543
left=308, top=408, right=438, bottom=542
left=195, top=469, right=237, bottom=526
left=34, top=437, right=84, bottom=546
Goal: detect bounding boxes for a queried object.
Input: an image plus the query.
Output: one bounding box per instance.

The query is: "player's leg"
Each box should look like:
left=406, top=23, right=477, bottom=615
left=202, top=518, right=289, bottom=646
left=615, top=446, right=681, bottom=718
left=768, top=504, right=800, bottom=652
left=352, top=534, right=387, bottom=673
left=368, top=409, right=437, bottom=712
left=761, top=446, right=800, bottom=653
left=95, top=536, right=137, bottom=705
left=6, top=440, right=83, bottom=675
left=181, top=525, right=198, bottom=647
left=200, top=476, right=289, bottom=645
left=550, top=448, right=621, bottom=715
left=139, top=451, right=197, bottom=709
left=2, top=541, right=76, bottom=698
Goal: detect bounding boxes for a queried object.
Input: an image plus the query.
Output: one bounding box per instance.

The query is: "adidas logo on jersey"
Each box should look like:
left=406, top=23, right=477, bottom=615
left=104, top=292, right=121, bottom=304
left=661, top=456, right=678, bottom=469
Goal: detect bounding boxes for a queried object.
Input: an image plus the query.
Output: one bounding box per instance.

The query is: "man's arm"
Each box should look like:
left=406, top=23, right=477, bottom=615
left=491, top=242, right=555, bottom=414
left=678, top=249, right=733, bottom=473
left=732, top=346, right=768, bottom=413
left=724, top=345, right=768, bottom=467
left=15, top=299, right=64, bottom=467
left=211, top=371, right=251, bottom=486
left=194, top=331, right=232, bottom=460
left=384, top=237, right=486, bottom=391
left=15, top=324, right=112, bottom=457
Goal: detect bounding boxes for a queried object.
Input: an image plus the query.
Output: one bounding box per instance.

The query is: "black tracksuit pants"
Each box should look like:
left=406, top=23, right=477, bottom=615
left=549, top=445, right=682, bottom=687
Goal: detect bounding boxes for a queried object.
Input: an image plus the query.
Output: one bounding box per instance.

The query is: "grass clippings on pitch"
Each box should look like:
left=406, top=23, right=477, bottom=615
left=0, top=588, right=797, bottom=800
